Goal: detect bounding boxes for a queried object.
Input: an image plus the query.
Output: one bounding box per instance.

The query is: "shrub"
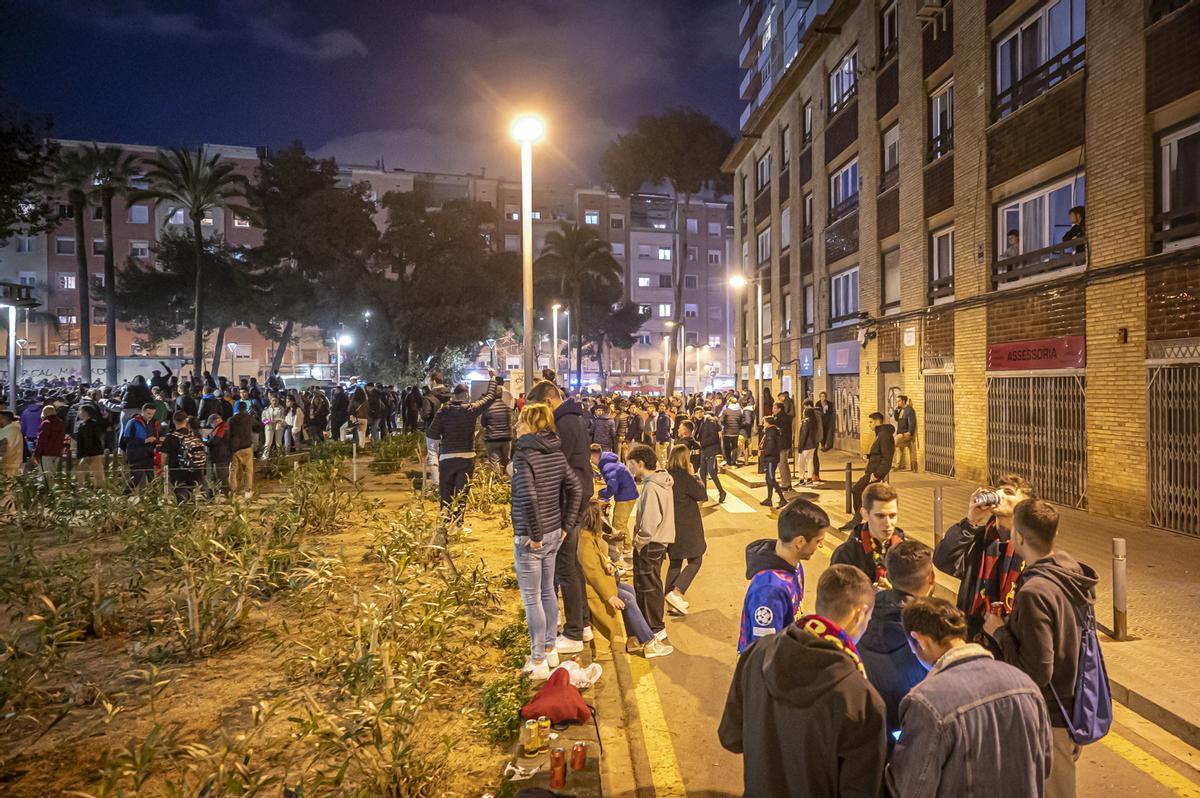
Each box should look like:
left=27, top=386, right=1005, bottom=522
left=478, top=671, right=532, bottom=743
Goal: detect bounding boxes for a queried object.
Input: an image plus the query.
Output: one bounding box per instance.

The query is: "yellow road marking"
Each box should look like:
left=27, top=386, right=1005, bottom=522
left=628, top=654, right=688, bottom=797
left=1103, top=731, right=1200, bottom=797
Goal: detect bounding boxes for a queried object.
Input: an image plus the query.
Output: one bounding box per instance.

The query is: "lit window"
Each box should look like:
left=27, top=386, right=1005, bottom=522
left=585, top=209, right=600, bottom=225
left=995, top=0, right=1086, bottom=120
left=638, top=275, right=652, bottom=288
left=56, top=237, right=76, bottom=256
left=996, top=173, right=1086, bottom=260
left=639, top=304, right=652, bottom=316
left=56, top=307, right=77, bottom=325
left=657, top=247, right=672, bottom=261
left=637, top=334, right=652, bottom=345
left=708, top=334, right=721, bottom=347
left=530, top=210, right=541, bottom=220
left=233, top=214, right=251, bottom=228
left=658, top=303, right=672, bottom=317
left=803, top=101, right=813, bottom=142
left=804, top=284, right=815, bottom=332
left=831, top=267, right=860, bottom=322
left=131, top=240, right=150, bottom=260
left=129, top=204, right=149, bottom=224
left=57, top=272, right=76, bottom=290
left=612, top=242, right=625, bottom=257
left=684, top=303, right=699, bottom=319
left=830, top=159, right=860, bottom=214
left=707, top=221, right=721, bottom=236
left=687, top=218, right=698, bottom=234
left=505, top=204, right=519, bottom=221
left=756, top=153, right=771, bottom=192
left=757, top=227, right=771, bottom=263
left=780, top=125, right=791, bottom=166
left=829, top=48, right=858, bottom=115
left=168, top=209, right=185, bottom=225
left=931, top=227, right=954, bottom=301
left=780, top=206, right=792, bottom=250
left=200, top=212, right=214, bottom=226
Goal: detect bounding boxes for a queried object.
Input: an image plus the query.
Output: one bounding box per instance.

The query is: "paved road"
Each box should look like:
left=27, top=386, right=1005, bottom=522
left=627, top=475, right=1200, bottom=797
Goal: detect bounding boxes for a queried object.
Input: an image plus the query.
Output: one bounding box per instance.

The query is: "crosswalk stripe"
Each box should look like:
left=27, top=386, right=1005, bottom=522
left=708, top=488, right=756, bottom=513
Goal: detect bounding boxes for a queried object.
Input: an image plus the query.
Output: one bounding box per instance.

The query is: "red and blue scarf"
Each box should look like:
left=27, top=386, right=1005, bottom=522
left=798, top=614, right=866, bottom=677
left=858, top=526, right=905, bottom=583
left=967, top=519, right=1024, bottom=620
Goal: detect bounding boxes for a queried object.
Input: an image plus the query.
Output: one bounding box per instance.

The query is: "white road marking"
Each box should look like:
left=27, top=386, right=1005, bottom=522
left=709, top=487, right=756, bottom=513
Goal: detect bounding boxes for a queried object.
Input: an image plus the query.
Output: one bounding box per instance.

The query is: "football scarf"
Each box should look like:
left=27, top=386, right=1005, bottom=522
left=799, top=614, right=866, bottom=677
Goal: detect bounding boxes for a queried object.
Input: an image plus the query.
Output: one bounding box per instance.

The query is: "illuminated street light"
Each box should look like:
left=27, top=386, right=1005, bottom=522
left=729, top=274, right=749, bottom=290
left=512, top=113, right=545, bottom=384
left=336, top=334, right=353, bottom=384
left=552, top=303, right=561, bottom=378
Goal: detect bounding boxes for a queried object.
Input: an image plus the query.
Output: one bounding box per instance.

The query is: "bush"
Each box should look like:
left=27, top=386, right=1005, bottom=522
left=478, top=671, right=532, bottom=743
left=368, top=433, right=422, bottom=475
left=494, top=621, right=531, bottom=670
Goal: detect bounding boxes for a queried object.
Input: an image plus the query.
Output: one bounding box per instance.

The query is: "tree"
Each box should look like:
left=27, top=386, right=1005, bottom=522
left=582, top=299, right=647, bottom=389
left=47, top=148, right=96, bottom=382
left=602, top=108, right=732, bottom=395
left=128, top=147, right=248, bottom=380
left=86, top=144, right=142, bottom=384
left=535, top=223, right=623, bottom=389
left=0, top=111, right=56, bottom=246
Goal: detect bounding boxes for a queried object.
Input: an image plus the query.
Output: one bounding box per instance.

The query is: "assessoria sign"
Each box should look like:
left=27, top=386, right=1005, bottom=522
left=986, top=335, right=1086, bottom=371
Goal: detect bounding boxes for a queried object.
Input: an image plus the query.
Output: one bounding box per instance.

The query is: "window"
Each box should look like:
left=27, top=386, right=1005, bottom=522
left=684, top=303, right=699, bottom=319
left=756, top=152, right=771, bottom=192
left=611, top=214, right=625, bottom=229
left=708, top=334, right=722, bottom=348
left=742, top=240, right=750, bottom=269
left=657, top=247, right=672, bottom=261
left=686, top=331, right=700, bottom=345
left=233, top=214, right=250, bottom=228
left=709, top=305, right=723, bottom=320
left=91, top=206, right=103, bottom=221
left=638, top=275, right=652, bottom=288
left=830, top=158, right=860, bottom=214
left=803, top=101, right=813, bottom=143
left=530, top=210, right=541, bottom=220
left=804, top=284, right=815, bottom=332
left=761, top=302, right=772, bottom=338
left=93, top=306, right=108, bottom=325
left=708, top=249, right=721, bottom=265
left=129, top=204, right=149, bottom=224
left=234, top=345, right=251, bottom=359
left=611, top=242, right=626, bottom=257
left=880, top=1, right=899, bottom=61
left=757, top=227, right=771, bottom=264
left=504, top=234, right=520, bottom=250
left=931, top=227, right=954, bottom=299
left=14, top=235, right=34, bottom=253
left=57, top=272, right=76, bottom=290
left=780, top=206, right=792, bottom=250
left=687, top=246, right=698, bottom=262
left=505, top=204, right=519, bottom=221
left=687, top=217, right=698, bottom=234
left=658, top=303, right=672, bottom=317
left=636, top=334, right=652, bottom=346
left=93, top=343, right=106, bottom=357
left=56, top=307, right=77, bottom=325
left=707, top=221, right=721, bottom=236
left=131, top=240, right=150, bottom=259
left=782, top=294, right=793, bottom=336
left=996, top=174, right=1086, bottom=260
left=930, top=81, right=954, bottom=160
left=200, top=211, right=214, bottom=226
left=995, top=0, right=1086, bottom=120
left=831, top=267, right=860, bottom=321
left=638, top=358, right=652, bottom=371
left=91, top=239, right=105, bottom=255
left=659, top=274, right=673, bottom=289
left=882, top=249, right=901, bottom=311
left=170, top=345, right=185, bottom=357
left=58, top=203, right=74, bottom=219
left=18, top=271, right=36, bottom=286
left=781, top=125, right=791, bottom=166
left=639, top=303, right=652, bottom=316
left=684, top=275, right=699, bottom=289
left=803, top=193, right=814, bottom=236
left=1159, top=120, right=1200, bottom=251
left=56, top=237, right=76, bottom=255
left=93, top=273, right=105, bottom=288
left=882, top=124, right=900, bottom=176
left=639, top=244, right=652, bottom=258
left=585, top=209, right=600, bottom=225
left=829, top=48, right=858, bottom=115
left=57, top=343, right=77, bottom=356
left=168, top=209, right=185, bottom=225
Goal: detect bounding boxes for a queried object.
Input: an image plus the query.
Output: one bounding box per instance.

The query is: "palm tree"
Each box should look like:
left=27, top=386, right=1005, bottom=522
left=86, top=144, right=142, bottom=385
left=129, top=147, right=247, bottom=380
left=536, top=223, right=622, bottom=388
left=49, top=148, right=95, bottom=382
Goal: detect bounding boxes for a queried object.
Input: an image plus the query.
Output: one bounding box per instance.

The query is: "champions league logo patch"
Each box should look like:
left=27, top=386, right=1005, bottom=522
left=753, top=606, right=774, bottom=627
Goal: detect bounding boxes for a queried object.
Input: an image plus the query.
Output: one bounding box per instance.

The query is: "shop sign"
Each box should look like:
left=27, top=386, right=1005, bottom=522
left=799, top=347, right=814, bottom=376
left=986, top=335, right=1086, bottom=371
left=828, top=341, right=860, bottom=375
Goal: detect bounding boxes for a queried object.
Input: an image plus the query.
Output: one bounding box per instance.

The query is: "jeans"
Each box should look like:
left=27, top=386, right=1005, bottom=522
left=438, top=456, right=474, bottom=514
left=700, top=452, right=725, bottom=496
left=283, top=427, right=297, bottom=452
left=722, top=436, right=739, bottom=466
left=852, top=472, right=886, bottom=515
left=556, top=523, right=590, bottom=640
left=617, top=582, right=654, bottom=644
left=633, top=542, right=668, bottom=636
left=813, top=447, right=822, bottom=477
left=764, top=460, right=785, bottom=502
left=665, top=555, right=703, bottom=595
left=514, top=533, right=563, bottom=661
left=485, top=440, right=512, bottom=470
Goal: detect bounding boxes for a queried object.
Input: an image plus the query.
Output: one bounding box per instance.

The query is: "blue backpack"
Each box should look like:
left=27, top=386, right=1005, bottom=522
left=1049, top=599, right=1113, bottom=745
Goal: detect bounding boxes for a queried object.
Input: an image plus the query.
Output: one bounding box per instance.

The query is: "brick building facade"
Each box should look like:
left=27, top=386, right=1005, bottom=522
left=729, top=0, right=1200, bottom=534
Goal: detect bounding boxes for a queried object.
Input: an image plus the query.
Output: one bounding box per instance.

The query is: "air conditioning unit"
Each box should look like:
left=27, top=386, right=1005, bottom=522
left=916, top=0, right=948, bottom=21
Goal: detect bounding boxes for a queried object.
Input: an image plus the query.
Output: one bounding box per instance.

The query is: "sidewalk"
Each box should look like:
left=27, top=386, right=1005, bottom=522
left=725, top=450, right=1200, bottom=748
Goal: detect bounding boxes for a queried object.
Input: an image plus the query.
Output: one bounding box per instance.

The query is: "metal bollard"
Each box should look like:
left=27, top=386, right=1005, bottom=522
left=352, top=443, right=358, bottom=482
left=844, top=461, right=853, bottom=514
left=1112, top=538, right=1128, bottom=641
left=933, top=486, right=944, bottom=547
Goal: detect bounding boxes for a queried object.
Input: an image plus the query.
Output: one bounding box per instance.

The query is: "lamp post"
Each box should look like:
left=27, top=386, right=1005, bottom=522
left=665, top=319, right=686, bottom=393
left=512, top=114, right=545, bottom=385
left=729, top=273, right=765, bottom=410
left=336, top=334, right=352, bottom=384
left=551, top=303, right=561, bottom=378
left=226, top=341, right=238, bottom=384
left=485, top=338, right=497, bottom=371
left=0, top=282, right=40, bottom=413
left=698, top=344, right=710, bottom=394
left=563, top=309, right=571, bottom=389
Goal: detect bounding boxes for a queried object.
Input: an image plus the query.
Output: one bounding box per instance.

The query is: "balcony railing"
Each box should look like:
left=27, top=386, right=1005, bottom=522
left=926, top=129, right=954, bottom=162
left=1150, top=0, right=1191, bottom=23
left=829, top=83, right=858, bottom=117
left=993, top=39, right=1085, bottom=122
left=928, top=274, right=955, bottom=302
left=1152, top=204, right=1200, bottom=251
left=829, top=194, right=860, bottom=223
left=879, top=165, right=899, bottom=193
left=992, top=238, right=1087, bottom=288
left=802, top=223, right=813, bottom=240
left=880, top=39, right=898, bottom=66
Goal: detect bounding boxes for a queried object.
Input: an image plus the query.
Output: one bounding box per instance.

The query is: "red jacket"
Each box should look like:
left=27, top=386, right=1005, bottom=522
left=34, top=415, right=67, bottom=458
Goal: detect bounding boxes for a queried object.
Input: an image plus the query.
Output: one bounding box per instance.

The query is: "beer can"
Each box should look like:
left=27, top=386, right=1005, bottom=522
left=537, top=716, right=551, bottom=754
left=549, top=747, right=567, bottom=788
left=522, top=719, right=540, bottom=757
left=571, top=741, right=588, bottom=771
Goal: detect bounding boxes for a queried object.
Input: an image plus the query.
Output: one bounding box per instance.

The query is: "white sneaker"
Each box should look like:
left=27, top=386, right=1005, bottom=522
left=523, top=657, right=550, bottom=681
left=643, top=639, right=674, bottom=658
left=544, top=649, right=560, bottom=669
left=556, top=635, right=584, bottom=654
left=665, top=591, right=689, bottom=615
left=243, top=491, right=253, bottom=500
left=582, top=626, right=594, bottom=642
left=654, top=629, right=669, bottom=643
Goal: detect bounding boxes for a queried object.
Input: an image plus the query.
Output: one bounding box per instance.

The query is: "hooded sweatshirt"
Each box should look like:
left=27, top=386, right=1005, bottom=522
left=720, top=621, right=887, bottom=797
left=632, top=469, right=674, bottom=549
left=737, top=539, right=805, bottom=653
left=992, top=550, right=1099, bottom=726
left=857, top=588, right=927, bottom=739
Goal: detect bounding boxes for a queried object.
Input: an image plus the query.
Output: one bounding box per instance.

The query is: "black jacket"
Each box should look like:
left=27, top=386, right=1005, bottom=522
left=481, top=397, right=514, bottom=442
left=759, top=426, right=782, bottom=462
left=666, top=466, right=707, bottom=561
left=830, top=524, right=908, bottom=585
left=773, top=408, right=794, bottom=448
left=865, top=423, right=896, bottom=479
left=553, top=398, right=594, bottom=503
left=229, top=411, right=256, bottom=452
left=697, top=416, right=722, bottom=456
left=76, top=418, right=106, bottom=458
left=797, top=408, right=821, bottom=451
left=427, top=380, right=500, bottom=454
left=993, top=551, right=1099, bottom=726
left=175, top=394, right=199, bottom=416
left=420, top=384, right=452, bottom=427
left=720, top=405, right=743, bottom=437
left=857, top=588, right=927, bottom=740
left=820, top=401, right=836, bottom=450
left=719, top=622, right=887, bottom=797
left=510, top=431, right=583, bottom=542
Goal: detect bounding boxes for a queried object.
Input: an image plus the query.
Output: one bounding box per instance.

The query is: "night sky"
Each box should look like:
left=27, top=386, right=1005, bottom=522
left=1, top=0, right=741, bottom=184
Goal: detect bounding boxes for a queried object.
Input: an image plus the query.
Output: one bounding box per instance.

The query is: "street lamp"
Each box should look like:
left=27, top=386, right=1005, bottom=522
left=485, top=337, right=497, bottom=371
left=226, top=341, right=238, bottom=384
left=551, top=303, right=561, bottom=378
left=512, top=113, right=545, bottom=386
left=336, top=334, right=353, bottom=384
left=698, top=344, right=710, bottom=394
left=0, top=282, right=40, bottom=412
left=730, top=273, right=765, bottom=410
left=563, top=309, right=571, bottom=388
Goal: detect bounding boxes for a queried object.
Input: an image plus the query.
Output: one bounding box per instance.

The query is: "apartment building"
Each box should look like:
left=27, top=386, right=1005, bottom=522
left=729, top=0, right=1200, bottom=535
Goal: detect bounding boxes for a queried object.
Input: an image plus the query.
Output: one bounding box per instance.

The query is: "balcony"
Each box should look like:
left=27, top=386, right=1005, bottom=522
left=739, top=0, right=762, bottom=38
left=926, top=129, right=954, bottom=162
left=739, top=67, right=762, bottom=101
left=740, top=33, right=761, bottom=68
left=1150, top=0, right=1192, bottom=23
left=829, top=83, right=859, bottom=118
left=1152, top=204, right=1200, bottom=252
left=754, top=186, right=772, bottom=223
left=879, top=165, right=899, bottom=194
left=829, top=194, right=860, bottom=224
left=992, top=238, right=1087, bottom=289
left=993, top=39, right=1086, bottom=122
left=928, top=274, right=955, bottom=303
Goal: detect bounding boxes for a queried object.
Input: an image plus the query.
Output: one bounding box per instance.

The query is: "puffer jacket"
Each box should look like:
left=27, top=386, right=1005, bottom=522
left=590, top=413, right=617, bottom=450
left=510, top=430, right=583, bottom=542
left=721, top=404, right=742, bottom=437
left=797, top=407, right=822, bottom=451
left=697, top=415, right=722, bottom=456
left=427, top=379, right=500, bottom=455
left=481, top=395, right=514, bottom=442
left=597, top=451, right=638, bottom=502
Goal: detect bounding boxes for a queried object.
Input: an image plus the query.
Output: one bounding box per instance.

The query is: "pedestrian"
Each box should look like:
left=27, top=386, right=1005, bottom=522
left=261, top=393, right=285, bottom=460
left=983, top=499, right=1102, bottom=797
left=664, top=444, right=707, bottom=617
left=626, top=443, right=674, bottom=647
left=510, top=403, right=583, bottom=681
left=228, top=401, right=256, bottom=499
left=161, top=410, right=201, bottom=502
left=773, top=397, right=794, bottom=491
left=933, top=475, right=1035, bottom=641
left=283, top=393, right=304, bottom=452
left=592, top=444, right=638, bottom=560
left=426, top=372, right=501, bottom=517
left=121, top=403, right=159, bottom=491
left=857, top=540, right=935, bottom=744
left=1063, top=205, right=1086, bottom=256
left=206, top=413, right=232, bottom=494
left=33, top=404, right=65, bottom=489
left=796, top=399, right=821, bottom=485
left=328, top=386, right=349, bottom=442
left=348, top=386, right=370, bottom=448
left=527, top=380, right=595, bottom=655
left=420, top=373, right=452, bottom=488
left=893, top=394, right=918, bottom=472
left=832, top=482, right=906, bottom=587
left=74, top=404, right=107, bottom=486
left=653, top=404, right=672, bottom=465
left=577, top=503, right=669, bottom=658
left=737, top=498, right=830, bottom=653
left=590, top=404, right=617, bottom=452
left=0, top=411, right=22, bottom=478
left=695, top=406, right=727, bottom=503
left=720, top=397, right=742, bottom=467
left=846, top=412, right=895, bottom=527
left=818, top=391, right=836, bottom=473
left=720, top=565, right=885, bottom=797
left=481, top=376, right=515, bottom=471
left=888, top=596, right=1052, bottom=797
left=739, top=398, right=756, bottom=465
left=758, top=414, right=787, bottom=508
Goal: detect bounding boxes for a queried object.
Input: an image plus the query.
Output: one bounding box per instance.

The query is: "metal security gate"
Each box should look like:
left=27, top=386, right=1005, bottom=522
left=1148, top=365, right=1200, bottom=536
left=987, top=374, right=1087, bottom=508
left=833, top=375, right=860, bottom=452
left=924, top=374, right=955, bottom=477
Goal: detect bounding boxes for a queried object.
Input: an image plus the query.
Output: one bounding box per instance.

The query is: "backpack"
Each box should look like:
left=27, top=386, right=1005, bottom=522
left=1049, top=600, right=1113, bottom=745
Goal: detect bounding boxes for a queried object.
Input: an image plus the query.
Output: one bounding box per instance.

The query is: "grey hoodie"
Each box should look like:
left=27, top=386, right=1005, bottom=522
left=633, top=469, right=675, bottom=548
